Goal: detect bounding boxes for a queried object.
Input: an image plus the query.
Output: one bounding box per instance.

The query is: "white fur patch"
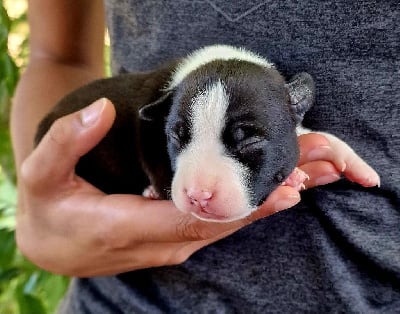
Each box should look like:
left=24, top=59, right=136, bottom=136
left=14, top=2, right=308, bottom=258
left=296, top=125, right=312, bottom=136
left=167, top=45, right=274, bottom=90
left=191, top=80, right=229, bottom=144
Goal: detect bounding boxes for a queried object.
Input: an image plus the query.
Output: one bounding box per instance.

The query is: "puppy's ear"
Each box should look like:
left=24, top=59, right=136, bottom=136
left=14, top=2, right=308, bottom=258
left=285, top=72, right=315, bottom=123
left=139, top=91, right=173, bottom=121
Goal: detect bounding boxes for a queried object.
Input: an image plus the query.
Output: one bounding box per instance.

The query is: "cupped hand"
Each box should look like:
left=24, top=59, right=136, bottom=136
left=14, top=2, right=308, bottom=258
left=16, top=98, right=343, bottom=277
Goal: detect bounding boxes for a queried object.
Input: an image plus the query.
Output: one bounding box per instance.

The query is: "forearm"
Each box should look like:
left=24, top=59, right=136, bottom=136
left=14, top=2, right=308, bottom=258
left=12, top=0, right=105, bottom=170
left=11, top=58, right=104, bottom=170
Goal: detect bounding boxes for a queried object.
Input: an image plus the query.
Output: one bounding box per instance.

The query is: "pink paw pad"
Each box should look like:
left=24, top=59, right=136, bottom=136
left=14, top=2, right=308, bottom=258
left=282, top=167, right=310, bottom=191
left=142, top=185, right=160, bottom=199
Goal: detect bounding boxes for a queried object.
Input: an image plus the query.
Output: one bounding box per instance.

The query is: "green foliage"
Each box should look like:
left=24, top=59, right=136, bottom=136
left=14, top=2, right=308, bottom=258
left=0, top=1, right=19, bottom=104
left=0, top=2, right=70, bottom=313
left=0, top=1, right=17, bottom=182
left=0, top=227, right=70, bottom=314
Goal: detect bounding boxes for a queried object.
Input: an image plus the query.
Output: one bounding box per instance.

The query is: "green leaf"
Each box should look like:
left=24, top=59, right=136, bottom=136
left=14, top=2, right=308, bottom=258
left=0, top=229, right=16, bottom=269
left=35, top=272, right=69, bottom=312
left=15, top=286, right=47, bottom=314
left=0, top=127, right=16, bottom=182
left=0, top=53, right=19, bottom=95
left=0, top=3, right=11, bottom=30
left=10, top=12, right=27, bottom=30
left=0, top=267, right=20, bottom=290
left=0, top=3, right=10, bottom=53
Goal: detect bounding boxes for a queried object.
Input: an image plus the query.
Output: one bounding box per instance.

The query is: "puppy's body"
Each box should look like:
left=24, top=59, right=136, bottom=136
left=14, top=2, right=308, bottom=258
left=36, top=64, right=176, bottom=198
left=36, top=45, right=379, bottom=222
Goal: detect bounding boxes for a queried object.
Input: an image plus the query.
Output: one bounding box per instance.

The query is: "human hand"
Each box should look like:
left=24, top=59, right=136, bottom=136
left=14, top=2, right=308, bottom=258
left=296, top=131, right=380, bottom=189
left=16, top=99, right=344, bottom=277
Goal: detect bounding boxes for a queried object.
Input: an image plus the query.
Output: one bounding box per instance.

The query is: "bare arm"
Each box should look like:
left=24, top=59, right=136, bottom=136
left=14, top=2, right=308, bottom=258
left=11, top=0, right=105, bottom=168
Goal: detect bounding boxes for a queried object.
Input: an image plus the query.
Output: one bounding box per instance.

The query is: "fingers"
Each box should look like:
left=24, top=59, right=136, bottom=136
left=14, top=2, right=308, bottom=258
left=298, top=133, right=346, bottom=172
left=96, top=195, right=233, bottom=243
left=318, top=132, right=380, bottom=187
left=254, top=185, right=301, bottom=219
left=21, top=98, right=116, bottom=191
left=298, top=161, right=340, bottom=189
left=297, top=132, right=380, bottom=188
left=95, top=184, right=301, bottom=245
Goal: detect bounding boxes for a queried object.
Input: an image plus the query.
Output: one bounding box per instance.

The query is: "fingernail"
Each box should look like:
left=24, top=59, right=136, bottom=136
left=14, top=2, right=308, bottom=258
left=361, top=175, right=381, bottom=188
left=273, top=194, right=300, bottom=212
left=315, top=174, right=341, bottom=186
left=80, top=98, right=106, bottom=127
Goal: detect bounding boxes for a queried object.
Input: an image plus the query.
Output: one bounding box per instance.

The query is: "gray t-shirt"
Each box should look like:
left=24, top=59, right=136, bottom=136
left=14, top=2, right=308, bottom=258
left=59, top=1, right=400, bottom=313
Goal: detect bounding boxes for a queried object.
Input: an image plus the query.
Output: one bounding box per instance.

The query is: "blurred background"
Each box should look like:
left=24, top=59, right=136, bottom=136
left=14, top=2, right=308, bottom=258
left=0, top=1, right=109, bottom=313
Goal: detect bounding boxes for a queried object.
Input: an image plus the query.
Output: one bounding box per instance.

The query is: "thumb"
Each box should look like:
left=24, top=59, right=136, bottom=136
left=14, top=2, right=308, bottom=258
left=22, top=98, right=116, bottom=189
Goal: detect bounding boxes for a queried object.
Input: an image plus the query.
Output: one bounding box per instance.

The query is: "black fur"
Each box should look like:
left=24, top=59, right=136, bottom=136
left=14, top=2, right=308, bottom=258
left=35, top=63, right=177, bottom=198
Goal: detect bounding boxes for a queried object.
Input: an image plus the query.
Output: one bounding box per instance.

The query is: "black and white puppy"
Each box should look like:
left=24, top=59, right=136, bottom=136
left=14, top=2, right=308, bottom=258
left=35, top=45, right=380, bottom=222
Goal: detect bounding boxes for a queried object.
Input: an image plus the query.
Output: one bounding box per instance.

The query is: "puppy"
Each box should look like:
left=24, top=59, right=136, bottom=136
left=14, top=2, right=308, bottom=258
left=35, top=45, right=380, bottom=222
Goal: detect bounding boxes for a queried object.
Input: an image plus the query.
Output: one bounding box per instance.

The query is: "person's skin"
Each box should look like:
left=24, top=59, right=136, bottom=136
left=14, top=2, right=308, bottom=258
left=11, top=0, right=344, bottom=277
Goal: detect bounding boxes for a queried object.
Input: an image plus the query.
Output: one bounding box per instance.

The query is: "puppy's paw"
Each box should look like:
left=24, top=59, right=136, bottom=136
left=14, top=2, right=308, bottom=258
left=142, top=185, right=160, bottom=199
left=282, top=167, right=310, bottom=191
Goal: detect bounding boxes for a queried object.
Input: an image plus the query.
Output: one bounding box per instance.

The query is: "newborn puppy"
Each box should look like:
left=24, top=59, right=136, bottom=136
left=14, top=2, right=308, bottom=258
left=35, top=45, right=380, bottom=222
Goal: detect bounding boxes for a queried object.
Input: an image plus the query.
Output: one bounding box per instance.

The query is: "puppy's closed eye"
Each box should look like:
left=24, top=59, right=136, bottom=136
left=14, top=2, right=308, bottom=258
left=229, top=125, right=266, bottom=152
left=168, top=122, right=190, bottom=149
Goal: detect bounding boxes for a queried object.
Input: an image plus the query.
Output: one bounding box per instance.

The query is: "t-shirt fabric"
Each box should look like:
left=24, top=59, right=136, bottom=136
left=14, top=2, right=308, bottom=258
left=59, top=1, right=400, bottom=313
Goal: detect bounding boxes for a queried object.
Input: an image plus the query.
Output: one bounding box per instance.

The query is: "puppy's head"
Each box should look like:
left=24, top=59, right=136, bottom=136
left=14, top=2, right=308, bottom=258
left=140, top=45, right=315, bottom=222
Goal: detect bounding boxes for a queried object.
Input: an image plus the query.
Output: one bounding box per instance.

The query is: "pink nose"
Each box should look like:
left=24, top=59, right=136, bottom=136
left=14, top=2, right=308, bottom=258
left=186, top=189, right=213, bottom=208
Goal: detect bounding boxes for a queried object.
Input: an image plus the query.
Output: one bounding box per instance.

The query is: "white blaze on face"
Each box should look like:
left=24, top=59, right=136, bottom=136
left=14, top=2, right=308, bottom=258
left=171, top=81, right=255, bottom=222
